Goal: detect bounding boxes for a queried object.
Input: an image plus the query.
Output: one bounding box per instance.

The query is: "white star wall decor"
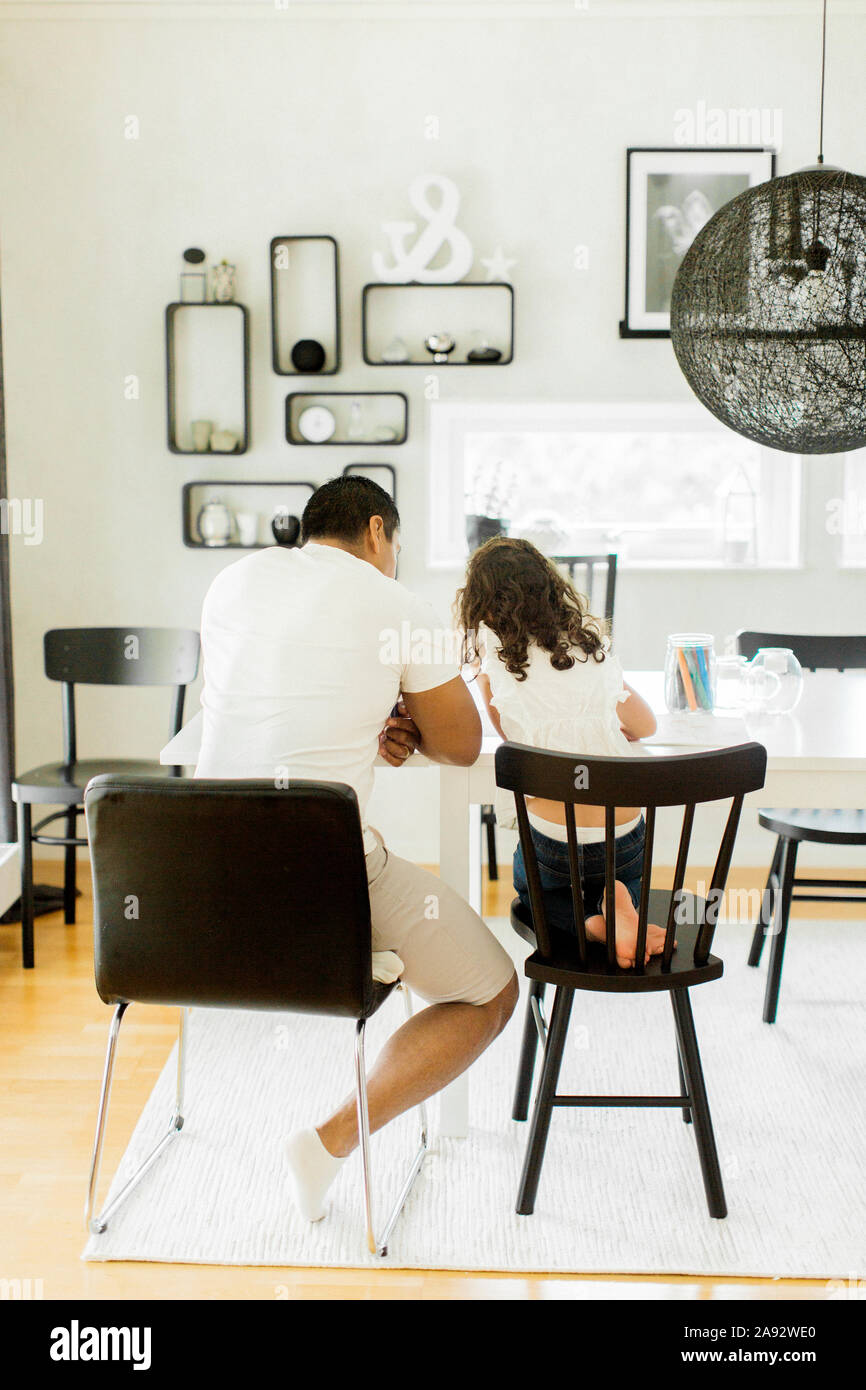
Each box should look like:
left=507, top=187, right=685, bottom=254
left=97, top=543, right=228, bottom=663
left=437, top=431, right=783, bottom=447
left=480, top=247, right=517, bottom=282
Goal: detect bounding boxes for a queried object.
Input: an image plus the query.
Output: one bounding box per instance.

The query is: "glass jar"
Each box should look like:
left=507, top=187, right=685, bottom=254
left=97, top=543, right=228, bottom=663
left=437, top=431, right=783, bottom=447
left=665, top=633, right=716, bottom=713
left=715, top=654, right=748, bottom=711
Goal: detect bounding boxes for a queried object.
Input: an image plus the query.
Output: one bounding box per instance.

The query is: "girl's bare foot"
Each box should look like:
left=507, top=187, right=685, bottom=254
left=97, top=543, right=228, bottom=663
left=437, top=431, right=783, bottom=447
left=584, top=880, right=670, bottom=967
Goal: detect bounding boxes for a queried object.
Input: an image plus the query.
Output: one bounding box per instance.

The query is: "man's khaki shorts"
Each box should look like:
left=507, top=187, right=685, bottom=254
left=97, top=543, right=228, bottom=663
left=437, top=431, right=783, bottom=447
left=365, top=830, right=515, bottom=1007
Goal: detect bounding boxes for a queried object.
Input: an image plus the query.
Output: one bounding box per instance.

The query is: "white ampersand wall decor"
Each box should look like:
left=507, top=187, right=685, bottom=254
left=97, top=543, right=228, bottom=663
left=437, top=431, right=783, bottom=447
left=372, top=174, right=474, bottom=283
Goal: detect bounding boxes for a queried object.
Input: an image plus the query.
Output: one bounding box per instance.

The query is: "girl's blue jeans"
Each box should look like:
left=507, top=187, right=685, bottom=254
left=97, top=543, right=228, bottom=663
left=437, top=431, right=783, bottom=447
left=513, top=817, right=647, bottom=937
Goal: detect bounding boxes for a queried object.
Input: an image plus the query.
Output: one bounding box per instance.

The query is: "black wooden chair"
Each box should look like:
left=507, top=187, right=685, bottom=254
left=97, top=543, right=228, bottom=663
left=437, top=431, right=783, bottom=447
left=11, top=627, right=200, bottom=968
left=496, top=739, right=767, bottom=1218
left=82, top=775, right=428, bottom=1259
left=736, top=630, right=866, bottom=1023
left=481, top=553, right=618, bottom=881
left=551, top=553, right=618, bottom=634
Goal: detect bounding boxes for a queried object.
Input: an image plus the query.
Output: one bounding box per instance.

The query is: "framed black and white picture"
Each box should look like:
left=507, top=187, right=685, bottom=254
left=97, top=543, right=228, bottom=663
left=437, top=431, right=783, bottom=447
left=620, top=147, right=776, bottom=337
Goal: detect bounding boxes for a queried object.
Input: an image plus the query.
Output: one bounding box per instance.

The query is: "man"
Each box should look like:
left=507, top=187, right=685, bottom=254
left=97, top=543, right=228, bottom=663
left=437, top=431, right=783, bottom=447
left=196, top=477, right=517, bottom=1222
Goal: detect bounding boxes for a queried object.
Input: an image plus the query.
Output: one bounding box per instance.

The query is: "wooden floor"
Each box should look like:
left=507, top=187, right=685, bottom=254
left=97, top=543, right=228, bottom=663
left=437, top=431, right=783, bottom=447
left=0, top=858, right=846, bottom=1302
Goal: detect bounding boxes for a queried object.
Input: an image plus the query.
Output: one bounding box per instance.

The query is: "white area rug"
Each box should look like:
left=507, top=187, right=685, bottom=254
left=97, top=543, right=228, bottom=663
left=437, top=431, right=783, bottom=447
left=83, top=918, right=866, bottom=1276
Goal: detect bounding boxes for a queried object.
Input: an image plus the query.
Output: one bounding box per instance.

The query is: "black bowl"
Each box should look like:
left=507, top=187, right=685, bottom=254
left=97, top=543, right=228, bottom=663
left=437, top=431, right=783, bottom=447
left=271, top=513, right=301, bottom=547
left=290, top=339, right=326, bottom=373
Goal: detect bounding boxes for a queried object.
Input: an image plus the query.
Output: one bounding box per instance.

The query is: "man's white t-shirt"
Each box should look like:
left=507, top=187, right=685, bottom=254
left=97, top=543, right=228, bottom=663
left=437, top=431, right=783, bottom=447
left=195, top=541, right=457, bottom=851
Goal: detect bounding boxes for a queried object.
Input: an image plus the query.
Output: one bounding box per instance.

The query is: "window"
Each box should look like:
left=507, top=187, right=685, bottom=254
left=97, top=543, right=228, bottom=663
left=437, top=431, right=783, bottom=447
left=428, top=402, right=801, bottom=570
left=833, top=455, right=866, bottom=567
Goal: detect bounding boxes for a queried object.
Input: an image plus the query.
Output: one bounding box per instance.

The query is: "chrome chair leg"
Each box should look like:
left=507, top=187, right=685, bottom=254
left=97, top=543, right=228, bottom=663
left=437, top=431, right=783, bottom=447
left=400, top=980, right=429, bottom=1146
left=85, top=1006, right=188, bottom=1235
left=353, top=982, right=429, bottom=1258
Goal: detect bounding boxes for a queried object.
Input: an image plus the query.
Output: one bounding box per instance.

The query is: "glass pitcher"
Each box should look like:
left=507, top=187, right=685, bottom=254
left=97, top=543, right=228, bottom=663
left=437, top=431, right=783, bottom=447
left=744, top=647, right=804, bottom=714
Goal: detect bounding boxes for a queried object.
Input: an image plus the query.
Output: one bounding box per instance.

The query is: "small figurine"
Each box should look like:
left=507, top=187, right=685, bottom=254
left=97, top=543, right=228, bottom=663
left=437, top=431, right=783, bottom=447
left=424, top=332, right=456, bottom=364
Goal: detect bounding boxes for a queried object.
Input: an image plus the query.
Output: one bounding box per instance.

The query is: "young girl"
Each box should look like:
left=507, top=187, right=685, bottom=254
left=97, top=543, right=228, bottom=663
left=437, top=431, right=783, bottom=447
left=457, top=537, right=666, bottom=969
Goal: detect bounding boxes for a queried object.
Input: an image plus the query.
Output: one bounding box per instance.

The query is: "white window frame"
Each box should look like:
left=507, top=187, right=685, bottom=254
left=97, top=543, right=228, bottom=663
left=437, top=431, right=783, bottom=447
left=427, top=399, right=802, bottom=571
left=835, top=454, right=866, bottom=568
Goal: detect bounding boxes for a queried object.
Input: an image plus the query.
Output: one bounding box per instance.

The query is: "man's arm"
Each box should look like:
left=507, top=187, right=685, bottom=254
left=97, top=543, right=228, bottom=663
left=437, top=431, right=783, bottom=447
left=401, top=676, right=482, bottom=766
left=378, top=701, right=421, bottom=766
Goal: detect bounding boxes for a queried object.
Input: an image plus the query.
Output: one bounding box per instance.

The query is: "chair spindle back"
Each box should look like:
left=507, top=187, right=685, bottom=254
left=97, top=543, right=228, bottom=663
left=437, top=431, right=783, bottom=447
left=496, top=741, right=767, bottom=974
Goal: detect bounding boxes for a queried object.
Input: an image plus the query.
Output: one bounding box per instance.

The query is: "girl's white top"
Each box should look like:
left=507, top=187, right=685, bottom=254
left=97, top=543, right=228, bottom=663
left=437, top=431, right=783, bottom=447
left=480, top=628, right=640, bottom=834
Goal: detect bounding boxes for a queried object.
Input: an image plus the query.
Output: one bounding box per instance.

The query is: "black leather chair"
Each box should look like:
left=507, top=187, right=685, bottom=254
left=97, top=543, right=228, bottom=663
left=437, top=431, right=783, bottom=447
left=496, top=739, right=767, bottom=1219
left=736, top=630, right=866, bottom=1023
left=481, top=553, right=618, bottom=881
left=82, top=775, right=428, bottom=1259
left=11, top=627, right=200, bottom=968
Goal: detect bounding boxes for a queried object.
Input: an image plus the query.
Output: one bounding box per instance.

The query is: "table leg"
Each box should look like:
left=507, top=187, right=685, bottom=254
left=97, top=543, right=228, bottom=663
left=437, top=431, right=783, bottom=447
left=436, top=767, right=482, bottom=1138
left=468, top=801, right=482, bottom=914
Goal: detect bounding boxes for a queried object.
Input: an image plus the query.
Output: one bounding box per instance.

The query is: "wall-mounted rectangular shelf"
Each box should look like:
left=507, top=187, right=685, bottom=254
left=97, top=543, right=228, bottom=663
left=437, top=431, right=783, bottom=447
left=271, top=236, right=340, bottom=375
left=286, top=392, right=408, bottom=446
left=342, top=462, right=397, bottom=502
left=362, top=282, right=514, bottom=366
left=183, top=480, right=315, bottom=549
left=166, top=303, right=250, bottom=454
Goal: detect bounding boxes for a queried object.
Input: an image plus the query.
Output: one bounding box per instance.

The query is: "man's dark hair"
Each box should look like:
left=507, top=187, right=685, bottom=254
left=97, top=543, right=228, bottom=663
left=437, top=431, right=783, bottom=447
left=300, top=476, right=400, bottom=545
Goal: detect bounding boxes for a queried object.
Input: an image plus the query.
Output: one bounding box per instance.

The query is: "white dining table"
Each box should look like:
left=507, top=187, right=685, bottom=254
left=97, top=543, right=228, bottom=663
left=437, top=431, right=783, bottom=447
left=161, top=669, right=866, bottom=1137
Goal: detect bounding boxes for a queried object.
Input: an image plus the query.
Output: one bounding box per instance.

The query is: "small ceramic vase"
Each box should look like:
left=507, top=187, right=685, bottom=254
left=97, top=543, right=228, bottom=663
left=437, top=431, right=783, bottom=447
left=347, top=399, right=365, bottom=441
left=191, top=420, right=213, bottom=452
left=271, top=511, right=301, bottom=547
left=211, top=262, right=237, bottom=303
left=209, top=428, right=239, bottom=453
left=197, top=499, right=234, bottom=547
left=381, top=337, right=409, bottom=364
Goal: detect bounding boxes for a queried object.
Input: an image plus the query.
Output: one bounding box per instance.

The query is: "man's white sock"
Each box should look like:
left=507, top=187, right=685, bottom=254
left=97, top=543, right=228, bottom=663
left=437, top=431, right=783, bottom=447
left=285, top=1128, right=347, bottom=1223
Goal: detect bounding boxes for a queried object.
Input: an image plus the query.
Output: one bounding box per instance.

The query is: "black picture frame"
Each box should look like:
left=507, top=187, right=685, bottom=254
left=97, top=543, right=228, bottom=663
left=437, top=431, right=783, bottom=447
left=270, top=235, right=341, bottom=376
left=619, top=146, right=776, bottom=339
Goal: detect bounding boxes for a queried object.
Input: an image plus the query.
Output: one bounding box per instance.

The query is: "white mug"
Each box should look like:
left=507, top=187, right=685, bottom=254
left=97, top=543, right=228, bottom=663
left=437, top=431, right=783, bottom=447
left=235, top=511, right=258, bottom=548
left=191, top=420, right=212, bottom=452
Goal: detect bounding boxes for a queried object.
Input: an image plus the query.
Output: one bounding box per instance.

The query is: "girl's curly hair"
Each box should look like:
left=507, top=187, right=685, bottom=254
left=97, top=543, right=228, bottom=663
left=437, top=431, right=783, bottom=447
left=455, top=537, right=606, bottom=682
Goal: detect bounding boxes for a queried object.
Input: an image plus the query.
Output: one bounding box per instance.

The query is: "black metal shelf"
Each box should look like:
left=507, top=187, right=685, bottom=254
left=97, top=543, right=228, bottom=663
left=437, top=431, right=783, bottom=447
left=361, top=282, right=514, bottom=366
left=182, top=479, right=315, bottom=550
left=285, top=391, right=408, bottom=446
left=342, top=462, right=397, bottom=503
left=270, top=235, right=341, bottom=376
left=165, top=302, right=250, bottom=455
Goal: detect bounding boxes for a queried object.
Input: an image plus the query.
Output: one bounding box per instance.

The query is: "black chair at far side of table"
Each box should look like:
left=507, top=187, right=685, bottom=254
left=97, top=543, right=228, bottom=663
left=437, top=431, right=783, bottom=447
left=480, top=553, right=618, bottom=881
left=11, top=627, right=200, bottom=968
left=735, top=630, right=866, bottom=1023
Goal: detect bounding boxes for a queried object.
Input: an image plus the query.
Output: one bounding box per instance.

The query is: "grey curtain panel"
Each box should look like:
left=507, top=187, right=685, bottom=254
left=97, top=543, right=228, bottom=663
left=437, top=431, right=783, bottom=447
left=0, top=286, right=17, bottom=843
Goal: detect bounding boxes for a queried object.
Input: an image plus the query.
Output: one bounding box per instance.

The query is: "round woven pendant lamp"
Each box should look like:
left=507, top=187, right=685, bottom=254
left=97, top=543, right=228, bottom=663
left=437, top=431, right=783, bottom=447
left=670, top=3, right=866, bottom=454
